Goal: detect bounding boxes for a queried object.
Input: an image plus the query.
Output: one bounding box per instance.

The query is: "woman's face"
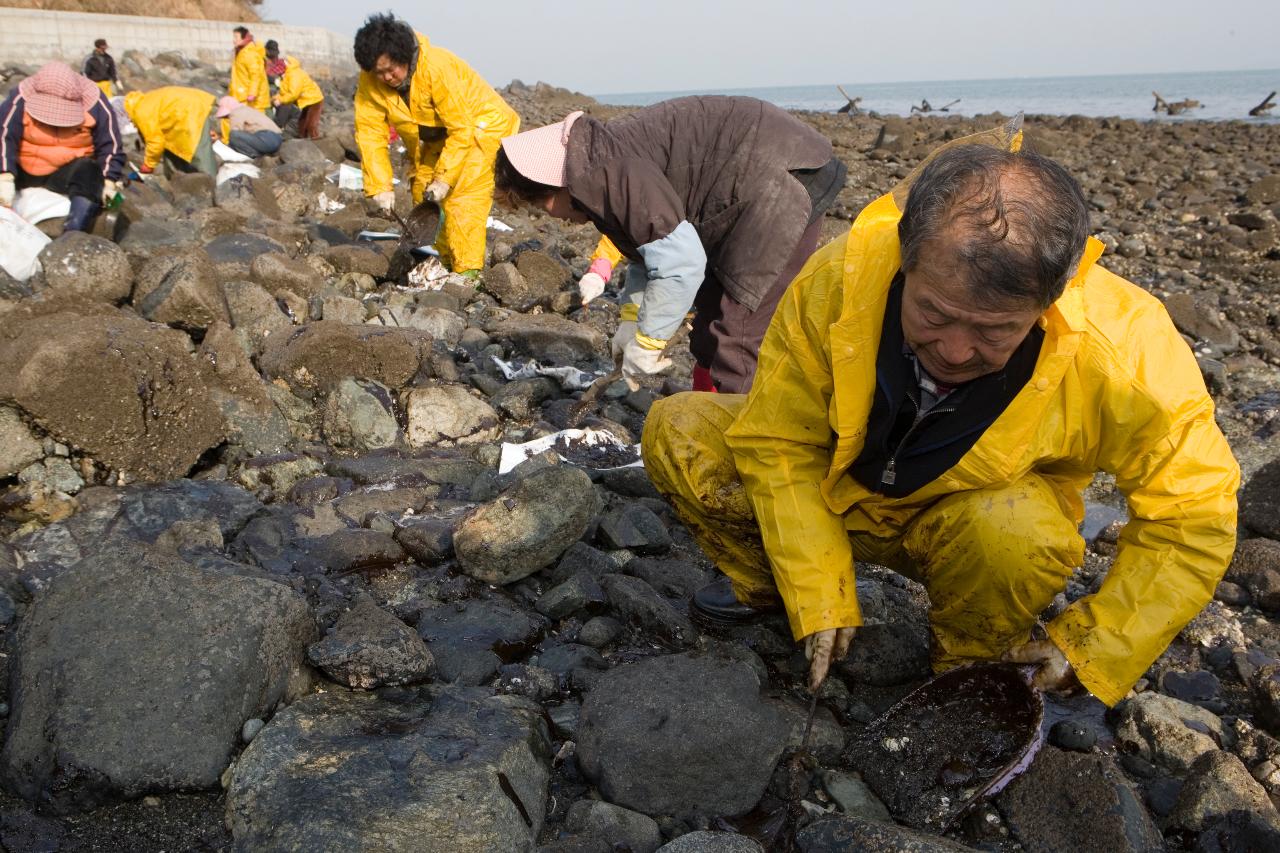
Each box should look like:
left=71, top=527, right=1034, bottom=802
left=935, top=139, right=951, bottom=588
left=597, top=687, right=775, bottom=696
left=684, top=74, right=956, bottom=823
left=539, top=188, right=589, bottom=224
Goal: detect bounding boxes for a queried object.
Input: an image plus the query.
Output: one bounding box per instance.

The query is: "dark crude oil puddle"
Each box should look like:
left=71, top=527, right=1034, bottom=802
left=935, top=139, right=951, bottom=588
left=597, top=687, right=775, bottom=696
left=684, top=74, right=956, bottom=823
left=845, top=662, right=1043, bottom=832
left=553, top=434, right=639, bottom=469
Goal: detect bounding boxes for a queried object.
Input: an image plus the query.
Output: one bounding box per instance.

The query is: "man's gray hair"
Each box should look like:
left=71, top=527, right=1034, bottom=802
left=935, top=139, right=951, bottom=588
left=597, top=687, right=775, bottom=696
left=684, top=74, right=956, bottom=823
left=898, top=145, right=1090, bottom=309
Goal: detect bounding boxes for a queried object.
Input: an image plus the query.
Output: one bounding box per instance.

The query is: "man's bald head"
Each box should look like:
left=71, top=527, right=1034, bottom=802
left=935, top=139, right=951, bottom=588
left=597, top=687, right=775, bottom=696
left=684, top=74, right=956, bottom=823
left=899, top=145, right=1090, bottom=310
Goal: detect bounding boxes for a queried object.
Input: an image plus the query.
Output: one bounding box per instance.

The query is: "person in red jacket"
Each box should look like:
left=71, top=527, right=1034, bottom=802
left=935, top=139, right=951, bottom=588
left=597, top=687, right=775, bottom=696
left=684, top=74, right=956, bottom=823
left=0, top=62, right=125, bottom=232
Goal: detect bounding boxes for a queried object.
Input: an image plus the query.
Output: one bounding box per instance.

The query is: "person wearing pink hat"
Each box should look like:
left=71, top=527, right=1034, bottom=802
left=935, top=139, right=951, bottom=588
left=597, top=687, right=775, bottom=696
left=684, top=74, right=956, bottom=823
left=495, top=96, right=845, bottom=394
left=215, top=96, right=283, bottom=158
left=0, top=61, right=125, bottom=232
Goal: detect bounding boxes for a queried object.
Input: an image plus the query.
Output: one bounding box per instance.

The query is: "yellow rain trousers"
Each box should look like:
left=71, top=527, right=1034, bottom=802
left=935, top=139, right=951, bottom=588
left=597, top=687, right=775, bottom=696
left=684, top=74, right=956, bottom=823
left=277, top=57, right=323, bottom=110
left=230, top=41, right=270, bottom=111
left=643, top=123, right=1239, bottom=708
left=123, top=88, right=216, bottom=171
left=354, top=33, right=519, bottom=272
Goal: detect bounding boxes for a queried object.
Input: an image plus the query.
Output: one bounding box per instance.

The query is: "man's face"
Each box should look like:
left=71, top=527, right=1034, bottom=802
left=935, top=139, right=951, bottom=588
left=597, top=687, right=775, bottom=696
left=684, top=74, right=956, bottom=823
left=373, top=54, right=409, bottom=88
left=901, top=236, right=1044, bottom=385
left=96, top=45, right=108, bottom=54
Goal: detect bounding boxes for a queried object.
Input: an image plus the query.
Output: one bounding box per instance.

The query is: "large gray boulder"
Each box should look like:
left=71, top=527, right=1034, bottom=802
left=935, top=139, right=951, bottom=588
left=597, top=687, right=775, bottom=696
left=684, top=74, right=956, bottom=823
left=0, top=310, right=226, bottom=480
left=1169, top=750, right=1280, bottom=833
left=454, top=465, right=599, bottom=585
left=321, top=378, right=400, bottom=451
left=1, top=547, right=315, bottom=813
left=1113, top=691, right=1232, bottom=772
left=576, top=651, right=789, bottom=819
left=131, top=249, right=228, bottom=331
left=405, top=383, right=500, bottom=448
left=258, top=321, right=433, bottom=396
left=996, top=746, right=1162, bottom=853
left=38, top=231, right=132, bottom=303
left=225, top=687, right=551, bottom=852
left=307, top=596, right=434, bottom=689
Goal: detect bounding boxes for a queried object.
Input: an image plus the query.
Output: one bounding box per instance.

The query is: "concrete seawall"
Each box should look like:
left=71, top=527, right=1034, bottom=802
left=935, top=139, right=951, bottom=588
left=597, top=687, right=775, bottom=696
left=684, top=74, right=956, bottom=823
left=0, top=8, right=355, bottom=77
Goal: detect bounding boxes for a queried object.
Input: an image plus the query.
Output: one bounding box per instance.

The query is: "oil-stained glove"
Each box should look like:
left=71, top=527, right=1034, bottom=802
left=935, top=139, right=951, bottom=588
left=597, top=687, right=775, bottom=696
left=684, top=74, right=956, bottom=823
left=620, top=331, right=673, bottom=391
left=1003, top=638, right=1079, bottom=693
left=424, top=179, right=450, bottom=204
left=0, top=173, right=14, bottom=207
left=372, top=190, right=395, bottom=212
left=578, top=258, right=614, bottom=305
left=805, top=627, right=856, bottom=692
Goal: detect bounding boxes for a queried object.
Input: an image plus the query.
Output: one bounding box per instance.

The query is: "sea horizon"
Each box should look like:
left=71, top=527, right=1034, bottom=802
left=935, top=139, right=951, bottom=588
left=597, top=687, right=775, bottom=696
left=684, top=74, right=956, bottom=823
left=594, top=67, right=1280, bottom=122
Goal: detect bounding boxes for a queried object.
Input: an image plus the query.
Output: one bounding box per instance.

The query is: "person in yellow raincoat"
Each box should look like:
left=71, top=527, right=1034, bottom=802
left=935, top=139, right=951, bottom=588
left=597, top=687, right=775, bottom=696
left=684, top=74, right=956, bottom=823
left=230, top=26, right=270, bottom=112
left=122, top=87, right=217, bottom=176
left=642, top=119, right=1239, bottom=705
left=351, top=12, right=519, bottom=277
left=265, top=42, right=324, bottom=140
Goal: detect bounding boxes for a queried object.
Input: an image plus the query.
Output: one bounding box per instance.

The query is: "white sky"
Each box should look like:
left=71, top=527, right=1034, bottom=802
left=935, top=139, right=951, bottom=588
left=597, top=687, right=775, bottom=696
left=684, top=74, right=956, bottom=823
left=259, top=0, right=1280, bottom=95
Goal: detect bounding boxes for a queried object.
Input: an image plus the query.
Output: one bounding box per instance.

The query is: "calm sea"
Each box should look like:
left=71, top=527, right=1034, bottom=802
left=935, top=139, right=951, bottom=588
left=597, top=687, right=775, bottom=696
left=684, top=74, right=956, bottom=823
left=596, top=68, right=1280, bottom=122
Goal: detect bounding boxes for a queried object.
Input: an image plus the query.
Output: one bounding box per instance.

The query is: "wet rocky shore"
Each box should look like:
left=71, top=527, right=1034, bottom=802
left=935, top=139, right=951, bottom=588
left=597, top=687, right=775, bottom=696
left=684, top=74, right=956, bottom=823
left=0, top=50, right=1278, bottom=852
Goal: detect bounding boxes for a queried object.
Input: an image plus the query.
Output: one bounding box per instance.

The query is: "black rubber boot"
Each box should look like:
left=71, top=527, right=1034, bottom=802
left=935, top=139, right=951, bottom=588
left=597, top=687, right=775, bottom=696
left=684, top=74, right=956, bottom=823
left=64, top=195, right=99, bottom=232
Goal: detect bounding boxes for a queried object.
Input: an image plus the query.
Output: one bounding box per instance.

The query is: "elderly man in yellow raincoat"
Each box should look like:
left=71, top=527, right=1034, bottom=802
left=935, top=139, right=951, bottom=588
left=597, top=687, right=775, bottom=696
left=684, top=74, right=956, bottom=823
left=351, top=12, right=519, bottom=277
left=643, top=120, right=1239, bottom=706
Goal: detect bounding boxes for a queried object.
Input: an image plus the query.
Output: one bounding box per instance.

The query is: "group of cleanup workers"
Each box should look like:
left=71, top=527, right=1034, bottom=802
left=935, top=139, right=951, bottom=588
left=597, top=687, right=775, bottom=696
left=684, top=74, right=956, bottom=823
left=0, top=13, right=1240, bottom=707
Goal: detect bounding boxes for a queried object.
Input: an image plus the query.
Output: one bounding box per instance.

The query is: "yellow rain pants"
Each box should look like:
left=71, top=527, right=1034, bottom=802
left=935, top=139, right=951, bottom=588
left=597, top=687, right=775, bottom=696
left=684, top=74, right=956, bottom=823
left=642, top=119, right=1239, bottom=708
left=644, top=392, right=1083, bottom=671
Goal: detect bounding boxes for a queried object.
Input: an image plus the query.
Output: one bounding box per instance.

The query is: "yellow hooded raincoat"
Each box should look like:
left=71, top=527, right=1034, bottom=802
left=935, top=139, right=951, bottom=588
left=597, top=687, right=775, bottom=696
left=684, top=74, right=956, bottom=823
left=354, top=33, right=519, bottom=272
left=277, top=57, right=323, bottom=110
left=230, top=40, right=270, bottom=111
left=643, top=123, right=1239, bottom=707
left=123, top=87, right=216, bottom=171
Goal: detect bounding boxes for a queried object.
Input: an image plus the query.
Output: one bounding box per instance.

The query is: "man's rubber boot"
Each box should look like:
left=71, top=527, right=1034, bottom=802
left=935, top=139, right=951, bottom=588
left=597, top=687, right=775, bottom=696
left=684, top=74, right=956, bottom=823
left=692, top=575, right=780, bottom=625
left=64, top=195, right=99, bottom=232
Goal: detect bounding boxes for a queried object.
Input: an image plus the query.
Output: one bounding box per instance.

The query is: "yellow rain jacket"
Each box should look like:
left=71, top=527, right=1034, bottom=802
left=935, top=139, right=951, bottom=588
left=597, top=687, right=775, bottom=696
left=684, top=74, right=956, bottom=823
left=277, top=57, right=323, bottom=110
left=722, top=130, right=1240, bottom=707
left=230, top=40, right=270, bottom=111
left=123, top=87, right=216, bottom=170
left=353, top=33, right=518, bottom=199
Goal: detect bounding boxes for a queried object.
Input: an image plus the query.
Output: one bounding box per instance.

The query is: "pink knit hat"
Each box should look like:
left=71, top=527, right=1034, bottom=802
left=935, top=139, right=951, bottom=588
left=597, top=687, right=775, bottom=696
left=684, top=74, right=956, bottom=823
left=499, top=111, right=584, bottom=187
left=18, top=62, right=100, bottom=127
left=215, top=96, right=242, bottom=118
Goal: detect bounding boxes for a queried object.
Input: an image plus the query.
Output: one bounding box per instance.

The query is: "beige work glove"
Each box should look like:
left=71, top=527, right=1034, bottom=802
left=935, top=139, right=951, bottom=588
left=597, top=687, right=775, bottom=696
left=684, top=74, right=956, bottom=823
left=578, top=271, right=607, bottom=305
left=1003, top=638, right=1079, bottom=693
left=805, top=627, right=856, bottom=692
left=372, top=190, right=395, bottom=212
left=101, top=179, right=119, bottom=207
left=620, top=332, right=672, bottom=391
left=0, top=173, right=14, bottom=208
left=424, top=179, right=450, bottom=204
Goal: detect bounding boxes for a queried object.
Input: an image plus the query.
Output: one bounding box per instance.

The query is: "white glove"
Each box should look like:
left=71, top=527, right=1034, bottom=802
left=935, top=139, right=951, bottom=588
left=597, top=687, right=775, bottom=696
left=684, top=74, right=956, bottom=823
left=620, top=333, right=673, bottom=391
left=372, top=190, right=395, bottom=212
left=0, top=173, right=14, bottom=208
left=101, top=179, right=118, bottom=207
left=424, top=179, right=450, bottom=204
left=578, top=271, right=607, bottom=305
left=611, top=320, right=638, bottom=361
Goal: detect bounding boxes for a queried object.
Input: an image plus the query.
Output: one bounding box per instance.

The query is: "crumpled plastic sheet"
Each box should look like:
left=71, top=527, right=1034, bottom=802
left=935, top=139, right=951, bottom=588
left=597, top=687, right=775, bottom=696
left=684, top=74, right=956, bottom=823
left=491, top=356, right=598, bottom=391
left=498, top=427, right=642, bottom=475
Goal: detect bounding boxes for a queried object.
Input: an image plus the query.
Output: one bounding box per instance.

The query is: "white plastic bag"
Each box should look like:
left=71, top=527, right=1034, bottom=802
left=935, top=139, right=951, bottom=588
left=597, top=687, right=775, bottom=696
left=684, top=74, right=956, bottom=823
left=0, top=207, right=51, bottom=282
left=216, top=162, right=261, bottom=186
left=12, top=187, right=71, bottom=225
left=212, top=140, right=252, bottom=163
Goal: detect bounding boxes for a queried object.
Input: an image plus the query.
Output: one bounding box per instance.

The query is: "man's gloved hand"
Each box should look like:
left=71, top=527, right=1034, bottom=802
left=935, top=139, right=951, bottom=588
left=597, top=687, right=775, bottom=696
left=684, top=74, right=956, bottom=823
left=805, top=627, right=856, bottom=692
left=620, top=333, right=673, bottom=391
left=0, top=173, right=14, bottom=207
left=578, top=271, right=607, bottom=305
left=101, top=179, right=118, bottom=207
left=372, top=190, right=395, bottom=212
left=424, top=179, right=450, bottom=204
left=1004, top=638, right=1078, bottom=693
